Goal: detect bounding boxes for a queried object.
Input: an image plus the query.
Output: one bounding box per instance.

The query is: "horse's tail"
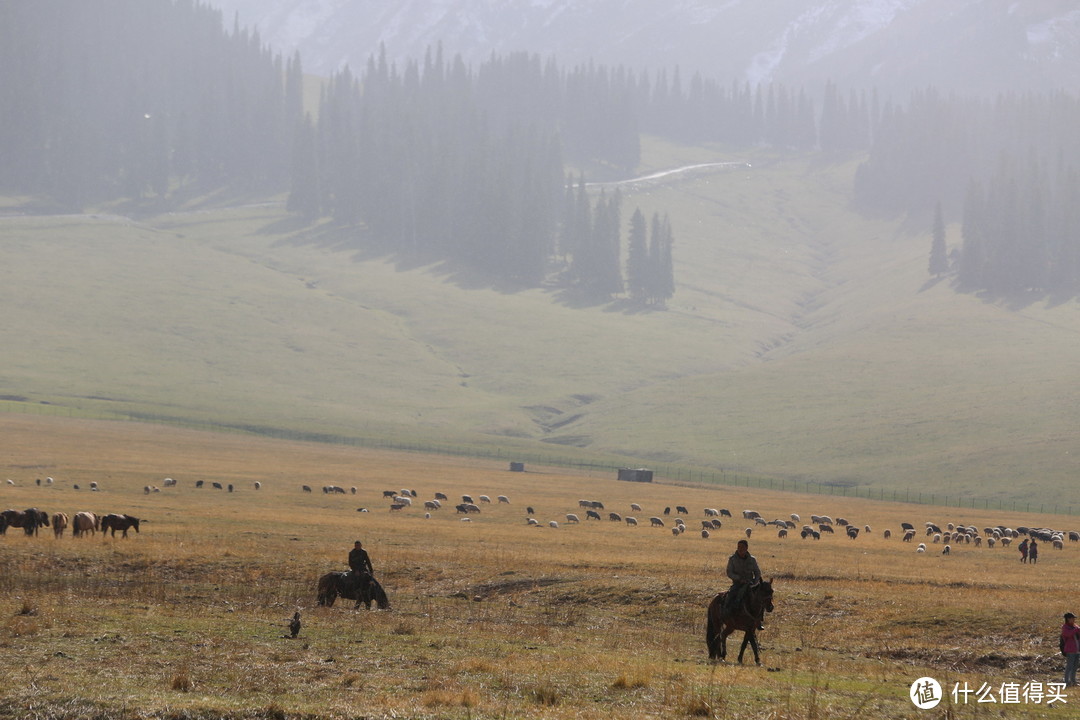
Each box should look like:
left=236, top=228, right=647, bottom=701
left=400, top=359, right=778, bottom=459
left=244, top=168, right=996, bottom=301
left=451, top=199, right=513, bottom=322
left=706, top=593, right=724, bottom=659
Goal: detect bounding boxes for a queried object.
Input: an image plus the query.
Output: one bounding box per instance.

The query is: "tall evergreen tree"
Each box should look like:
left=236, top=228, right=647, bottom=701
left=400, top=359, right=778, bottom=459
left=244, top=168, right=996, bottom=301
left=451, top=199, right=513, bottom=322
left=626, top=208, right=649, bottom=304
left=929, top=200, right=948, bottom=277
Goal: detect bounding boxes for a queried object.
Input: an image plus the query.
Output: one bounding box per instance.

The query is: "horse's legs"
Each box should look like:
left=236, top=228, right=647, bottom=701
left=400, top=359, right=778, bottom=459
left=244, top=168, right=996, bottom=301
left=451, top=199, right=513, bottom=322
left=749, top=632, right=761, bottom=666
left=737, top=631, right=751, bottom=664
left=719, top=625, right=734, bottom=661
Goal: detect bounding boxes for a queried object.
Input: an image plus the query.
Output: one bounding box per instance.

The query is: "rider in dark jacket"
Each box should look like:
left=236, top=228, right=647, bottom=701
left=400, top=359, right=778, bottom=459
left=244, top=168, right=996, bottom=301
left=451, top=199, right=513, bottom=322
left=724, top=539, right=763, bottom=627
left=349, top=541, right=374, bottom=575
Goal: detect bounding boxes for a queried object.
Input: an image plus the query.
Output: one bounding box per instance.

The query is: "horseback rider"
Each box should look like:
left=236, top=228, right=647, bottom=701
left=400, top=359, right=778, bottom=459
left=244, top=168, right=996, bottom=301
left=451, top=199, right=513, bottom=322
left=724, top=539, right=764, bottom=629
left=348, top=540, right=374, bottom=576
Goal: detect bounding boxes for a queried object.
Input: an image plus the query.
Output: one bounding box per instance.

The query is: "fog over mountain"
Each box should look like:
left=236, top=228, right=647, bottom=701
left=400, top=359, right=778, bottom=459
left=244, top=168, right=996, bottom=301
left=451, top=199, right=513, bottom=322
left=207, top=0, right=1080, bottom=96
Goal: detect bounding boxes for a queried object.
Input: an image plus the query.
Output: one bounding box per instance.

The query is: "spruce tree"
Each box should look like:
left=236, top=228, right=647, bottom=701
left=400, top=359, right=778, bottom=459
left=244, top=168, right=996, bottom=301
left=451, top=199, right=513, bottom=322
left=929, top=200, right=948, bottom=277
left=626, top=208, right=649, bottom=304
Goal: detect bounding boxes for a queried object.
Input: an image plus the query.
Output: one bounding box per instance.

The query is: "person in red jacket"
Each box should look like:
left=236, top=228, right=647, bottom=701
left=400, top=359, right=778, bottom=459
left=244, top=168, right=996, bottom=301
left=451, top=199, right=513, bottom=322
left=1061, top=613, right=1080, bottom=686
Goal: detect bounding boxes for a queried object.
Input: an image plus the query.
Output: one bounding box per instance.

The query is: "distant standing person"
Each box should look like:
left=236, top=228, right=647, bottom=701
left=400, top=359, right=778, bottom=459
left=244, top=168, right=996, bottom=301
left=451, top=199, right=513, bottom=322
left=1019, top=538, right=1029, bottom=563
left=1029, top=539, right=1039, bottom=565
left=1062, top=613, right=1080, bottom=686
left=349, top=540, right=374, bottom=575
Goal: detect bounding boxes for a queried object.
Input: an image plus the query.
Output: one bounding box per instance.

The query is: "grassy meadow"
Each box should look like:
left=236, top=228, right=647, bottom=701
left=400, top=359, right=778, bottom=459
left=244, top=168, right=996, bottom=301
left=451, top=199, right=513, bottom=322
left=3, top=139, right=1080, bottom=507
left=2, top=415, right=1080, bottom=719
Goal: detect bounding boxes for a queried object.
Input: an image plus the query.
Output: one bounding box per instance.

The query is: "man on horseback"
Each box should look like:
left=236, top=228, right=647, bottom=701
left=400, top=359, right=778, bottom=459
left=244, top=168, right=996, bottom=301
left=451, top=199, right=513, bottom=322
left=349, top=540, right=374, bottom=575
left=723, top=539, right=764, bottom=629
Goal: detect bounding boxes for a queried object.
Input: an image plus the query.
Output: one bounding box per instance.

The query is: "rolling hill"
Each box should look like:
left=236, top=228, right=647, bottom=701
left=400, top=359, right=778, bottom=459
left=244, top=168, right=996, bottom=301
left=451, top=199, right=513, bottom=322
left=2, top=140, right=1079, bottom=506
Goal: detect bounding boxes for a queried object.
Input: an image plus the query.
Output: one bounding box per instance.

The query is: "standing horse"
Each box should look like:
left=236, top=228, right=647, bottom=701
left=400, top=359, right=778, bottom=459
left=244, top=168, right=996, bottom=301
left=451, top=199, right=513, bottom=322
left=316, top=571, right=390, bottom=610
left=706, top=578, right=774, bottom=665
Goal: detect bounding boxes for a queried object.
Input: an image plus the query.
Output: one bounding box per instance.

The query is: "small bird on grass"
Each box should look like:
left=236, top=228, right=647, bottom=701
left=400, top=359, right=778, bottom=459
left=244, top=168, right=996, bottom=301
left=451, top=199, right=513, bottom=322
left=289, top=611, right=301, bottom=638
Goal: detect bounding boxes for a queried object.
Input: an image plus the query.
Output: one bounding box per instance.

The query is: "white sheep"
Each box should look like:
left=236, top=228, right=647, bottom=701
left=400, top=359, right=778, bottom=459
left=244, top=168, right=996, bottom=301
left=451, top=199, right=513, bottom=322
left=527, top=517, right=539, bottom=526
left=565, top=513, right=580, bottom=523
left=917, top=543, right=926, bottom=553
left=548, top=520, right=559, bottom=529
left=479, top=495, right=492, bottom=503
left=790, top=513, right=801, bottom=522
left=942, top=545, right=951, bottom=555
left=649, top=517, right=665, bottom=527
left=631, top=503, right=642, bottom=511
left=254, top=481, right=261, bottom=490
left=498, top=495, right=510, bottom=504
left=625, top=516, right=638, bottom=526
left=745, top=528, right=752, bottom=538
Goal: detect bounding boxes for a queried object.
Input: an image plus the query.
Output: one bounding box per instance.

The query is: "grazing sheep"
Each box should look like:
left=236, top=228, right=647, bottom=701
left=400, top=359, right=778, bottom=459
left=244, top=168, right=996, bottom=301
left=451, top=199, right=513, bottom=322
left=302, top=485, right=311, bottom=492
left=987, top=537, right=997, bottom=548
left=548, top=520, right=559, bottom=529
left=902, top=530, right=915, bottom=542
left=462, top=495, right=474, bottom=504
left=90, top=481, right=99, bottom=491
left=676, top=505, right=689, bottom=515
left=674, top=518, right=686, bottom=528
left=836, top=518, right=849, bottom=527
left=863, top=524, right=871, bottom=534
left=701, top=520, right=714, bottom=530
left=393, top=495, right=413, bottom=506
left=649, top=517, right=665, bottom=527
left=846, top=526, right=860, bottom=539
left=389, top=503, right=407, bottom=512
left=526, top=506, right=535, bottom=515
left=1001, top=537, right=1012, bottom=547
left=162, top=478, right=175, bottom=487
left=227, top=484, right=233, bottom=492
left=754, top=517, right=767, bottom=526
left=498, top=495, right=510, bottom=504
left=565, top=513, right=580, bottom=524
left=144, top=486, right=151, bottom=494
left=917, top=543, right=926, bottom=553
left=630, top=503, right=642, bottom=512
left=742, top=510, right=761, bottom=520
left=778, top=528, right=788, bottom=539
left=744, top=528, right=752, bottom=538
left=710, top=519, right=723, bottom=529
left=671, top=527, right=680, bottom=537
left=5, top=479, right=13, bottom=485
left=790, top=513, right=801, bottom=522
left=1054, top=539, right=1065, bottom=550
left=608, top=512, right=623, bottom=522
left=527, top=517, right=539, bottom=526
left=701, top=529, right=710, bottom=539
left=932, top=533, right=941, bottom=544
left=479, top=495, right=492, bottom=504
left=382, top=490, right=397, bottom=498
left=585, top=510, right=601, bottom=521
left=254, top=481, right=262, bottom=490
left=663, top=507, right=671, bottom=515
left=435, top=492, right=448, bottom=501
left=942, top=545, right=951, bottom=555
left=883, top=529, right=892, bottom=539
left=704, top=508, right=718, bottom=517
left=351, top=487, right=357, bottom=494
left=720, top=509, right=732, bottom=517
left=212, top=482, right=223, bottom=490
left=424, top=500, right=440, bottom=511
left=819, top=524, right=834, bottom=534
left=461, top=517, right=472, bottom=522
left=625, top=517, right=638, bottom=526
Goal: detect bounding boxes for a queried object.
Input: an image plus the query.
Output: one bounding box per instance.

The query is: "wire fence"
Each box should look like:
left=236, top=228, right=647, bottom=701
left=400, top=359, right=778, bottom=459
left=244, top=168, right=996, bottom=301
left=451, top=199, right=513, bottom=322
left=3, top=400, right=1071, bottom=517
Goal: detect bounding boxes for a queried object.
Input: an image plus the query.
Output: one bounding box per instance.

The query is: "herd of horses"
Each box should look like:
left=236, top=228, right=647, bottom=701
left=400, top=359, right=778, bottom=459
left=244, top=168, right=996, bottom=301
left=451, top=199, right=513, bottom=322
left=0, top=508, right=141, bottom=538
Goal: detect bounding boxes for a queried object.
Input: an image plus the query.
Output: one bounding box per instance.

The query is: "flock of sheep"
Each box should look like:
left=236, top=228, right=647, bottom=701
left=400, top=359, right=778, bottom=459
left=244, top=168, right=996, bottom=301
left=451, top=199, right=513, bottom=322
left=363, top=485, right=1080, bottom=556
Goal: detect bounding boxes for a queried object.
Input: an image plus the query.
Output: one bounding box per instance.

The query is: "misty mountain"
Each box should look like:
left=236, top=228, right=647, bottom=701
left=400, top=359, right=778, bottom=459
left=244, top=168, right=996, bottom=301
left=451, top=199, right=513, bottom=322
left=206, top=0, right=1080, bottom=97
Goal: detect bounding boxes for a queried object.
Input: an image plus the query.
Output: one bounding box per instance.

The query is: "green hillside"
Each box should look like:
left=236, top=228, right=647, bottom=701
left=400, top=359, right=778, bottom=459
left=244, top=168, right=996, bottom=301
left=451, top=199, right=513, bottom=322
left=3, top=140, right=1078, bottom=505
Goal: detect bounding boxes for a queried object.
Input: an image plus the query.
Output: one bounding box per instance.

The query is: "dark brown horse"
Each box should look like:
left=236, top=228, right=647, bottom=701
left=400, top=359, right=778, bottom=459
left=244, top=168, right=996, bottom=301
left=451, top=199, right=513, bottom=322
left=316, top=571, right=390, bottom=610
left=706, top=578, right=774, bottom=665
left=100, top=514, right=140, bottom=538
left=1, top=508, right=50, bottom=536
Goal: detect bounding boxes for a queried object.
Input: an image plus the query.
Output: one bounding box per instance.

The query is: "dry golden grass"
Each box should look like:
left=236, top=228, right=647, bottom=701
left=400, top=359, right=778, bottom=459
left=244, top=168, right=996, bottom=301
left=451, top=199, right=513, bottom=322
left=1, top=415, right=1078, bottom=718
